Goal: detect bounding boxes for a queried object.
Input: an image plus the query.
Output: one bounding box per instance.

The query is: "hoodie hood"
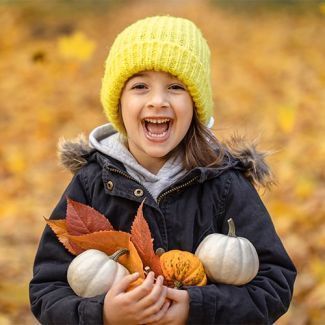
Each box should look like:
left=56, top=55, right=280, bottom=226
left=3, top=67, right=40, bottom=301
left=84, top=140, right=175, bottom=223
left=88, top=124, right=187, bottom=182
left=87, top=124, right=188, bottom=200
left=58, top=125, right=274, bottom=188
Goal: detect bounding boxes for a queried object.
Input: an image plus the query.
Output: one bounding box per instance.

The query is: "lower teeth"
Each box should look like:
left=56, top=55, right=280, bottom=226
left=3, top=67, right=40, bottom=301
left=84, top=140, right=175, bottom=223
left=148, top=131, right=167, bottom=138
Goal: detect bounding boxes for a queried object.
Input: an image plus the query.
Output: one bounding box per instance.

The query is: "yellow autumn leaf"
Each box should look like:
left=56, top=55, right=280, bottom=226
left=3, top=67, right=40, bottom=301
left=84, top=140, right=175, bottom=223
left=305, top=282, right=325, bottom=309
left=0, top=282, right=29, bottom=306
left=276, top=105, right=296, bottom=134
left=310, top=258, right=325, bottom=283
left=319, top=3, right=325, bottom=15
left=294, top=177, right=315, bottom=199
left=0, top=315, right=11, bottom=325
left=4, top=149, right=26, bottom=175
left=57, top=32, right=96, bottom=61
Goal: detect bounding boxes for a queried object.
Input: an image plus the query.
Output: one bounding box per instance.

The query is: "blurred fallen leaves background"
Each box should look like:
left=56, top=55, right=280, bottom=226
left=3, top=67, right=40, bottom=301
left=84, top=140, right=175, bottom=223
left=0, top=0, right=324, bottom=323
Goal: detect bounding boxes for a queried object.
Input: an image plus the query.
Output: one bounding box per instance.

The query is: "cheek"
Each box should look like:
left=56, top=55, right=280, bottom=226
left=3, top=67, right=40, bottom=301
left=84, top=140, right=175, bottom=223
left=120, top=105, right=143, bottom=136
left=120, top=96, right=135, bottom=126
left=120, top=106, right=132, bottom=134
left=177, top=95, right=193, bottom=113
left=121, top=109, right=132, bottom=130
left=178, top=99, right=194, bottom=123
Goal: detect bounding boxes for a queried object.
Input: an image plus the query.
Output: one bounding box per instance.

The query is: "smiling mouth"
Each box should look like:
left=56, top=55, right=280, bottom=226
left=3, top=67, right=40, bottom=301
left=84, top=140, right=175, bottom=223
left=143, top=118, right=172, bottom=138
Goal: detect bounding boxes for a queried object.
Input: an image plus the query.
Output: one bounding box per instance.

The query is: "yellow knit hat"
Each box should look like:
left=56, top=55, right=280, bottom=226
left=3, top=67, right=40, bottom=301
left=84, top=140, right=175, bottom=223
left=100, top=16, right=214, bottom=133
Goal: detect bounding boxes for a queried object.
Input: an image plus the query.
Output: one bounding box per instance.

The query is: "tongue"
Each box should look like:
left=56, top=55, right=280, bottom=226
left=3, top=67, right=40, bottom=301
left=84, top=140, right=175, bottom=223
left=146, top=122, right=168, bottom=134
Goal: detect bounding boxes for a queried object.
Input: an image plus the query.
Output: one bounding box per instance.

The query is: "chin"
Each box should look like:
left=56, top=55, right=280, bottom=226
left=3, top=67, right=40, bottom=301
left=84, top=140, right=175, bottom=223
left=145, top=149, right=170, bottom=159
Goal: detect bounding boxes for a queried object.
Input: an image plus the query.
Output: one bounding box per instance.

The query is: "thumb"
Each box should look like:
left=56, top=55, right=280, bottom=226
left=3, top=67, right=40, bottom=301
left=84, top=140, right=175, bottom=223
left=111, top=272, right=140, bottom=295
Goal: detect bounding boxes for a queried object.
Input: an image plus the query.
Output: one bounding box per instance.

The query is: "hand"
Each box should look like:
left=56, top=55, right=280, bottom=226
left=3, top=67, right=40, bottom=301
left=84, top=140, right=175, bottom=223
left=103, top=272, right=170, bottom=325
left=147, top=287, right=190, bottom=325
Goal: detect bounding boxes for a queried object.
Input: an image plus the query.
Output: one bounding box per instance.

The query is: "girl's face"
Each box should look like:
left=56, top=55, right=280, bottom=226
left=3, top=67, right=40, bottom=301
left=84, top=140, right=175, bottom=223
left=120, top=70, right=193, bottom=174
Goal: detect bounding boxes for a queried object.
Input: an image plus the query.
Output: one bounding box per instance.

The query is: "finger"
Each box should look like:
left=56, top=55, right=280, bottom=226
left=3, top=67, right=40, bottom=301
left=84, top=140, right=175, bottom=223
left=109, top=272, right=140, bottom=295
left=126, top=271, right=155, bottom=301
left=141, top=299, right=171, bottom=325
left=166, top=287, right=182, bottom=301
left=143, top=286, right=168, bottom=317
left=138, top=275, right=166, bottom=309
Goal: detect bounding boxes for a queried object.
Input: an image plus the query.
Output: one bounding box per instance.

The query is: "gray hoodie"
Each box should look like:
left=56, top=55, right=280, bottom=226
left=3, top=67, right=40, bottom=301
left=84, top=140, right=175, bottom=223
left=89, top=124, right=187, bottom=201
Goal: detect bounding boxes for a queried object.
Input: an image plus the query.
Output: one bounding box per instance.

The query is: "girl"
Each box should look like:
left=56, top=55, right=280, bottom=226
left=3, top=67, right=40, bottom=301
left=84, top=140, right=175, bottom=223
left=30, top=16, right=296, bottom=324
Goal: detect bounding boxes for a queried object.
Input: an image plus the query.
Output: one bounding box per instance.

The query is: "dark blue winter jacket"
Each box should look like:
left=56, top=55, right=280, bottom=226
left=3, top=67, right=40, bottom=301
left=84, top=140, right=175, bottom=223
left=29, top=138, right=296, bottom=324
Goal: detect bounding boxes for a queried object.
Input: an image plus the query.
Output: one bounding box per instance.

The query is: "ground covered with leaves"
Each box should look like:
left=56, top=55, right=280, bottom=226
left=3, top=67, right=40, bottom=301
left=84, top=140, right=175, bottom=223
left=0, top=0, right=324, bottom=323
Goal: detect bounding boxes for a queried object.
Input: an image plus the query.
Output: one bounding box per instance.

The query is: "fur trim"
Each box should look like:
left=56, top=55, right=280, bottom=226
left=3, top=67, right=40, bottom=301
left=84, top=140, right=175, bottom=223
left=224, top=134, right=275, bottom=189
left=57, top=134, right=274, bottom=188
left=57, top=134, right=91, bottom=174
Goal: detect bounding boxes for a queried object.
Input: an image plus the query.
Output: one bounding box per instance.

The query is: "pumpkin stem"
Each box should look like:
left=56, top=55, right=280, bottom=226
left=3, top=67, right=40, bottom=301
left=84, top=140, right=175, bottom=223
left=110, top=248, right=129, bottom=261
left=174, top=280, right=183, bottom=289
left=227, top=218, right=236, bottom=237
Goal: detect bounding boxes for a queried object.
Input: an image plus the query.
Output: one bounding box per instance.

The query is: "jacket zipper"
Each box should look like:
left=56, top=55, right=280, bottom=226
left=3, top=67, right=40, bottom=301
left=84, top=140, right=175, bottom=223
left=106, top=167, right=142, bottom=184
left=106, top=166, right=199, bottom=205
left=157, top=176, right=199, bottom=205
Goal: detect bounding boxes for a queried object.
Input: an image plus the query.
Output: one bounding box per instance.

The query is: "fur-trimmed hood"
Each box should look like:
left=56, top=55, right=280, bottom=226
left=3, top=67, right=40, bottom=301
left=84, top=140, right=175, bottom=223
left=58, top=127, right=274, bottom=188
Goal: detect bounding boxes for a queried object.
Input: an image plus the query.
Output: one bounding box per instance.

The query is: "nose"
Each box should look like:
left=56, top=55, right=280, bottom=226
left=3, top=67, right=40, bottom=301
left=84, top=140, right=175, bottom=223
left=146, top=88, right=169, bottom=109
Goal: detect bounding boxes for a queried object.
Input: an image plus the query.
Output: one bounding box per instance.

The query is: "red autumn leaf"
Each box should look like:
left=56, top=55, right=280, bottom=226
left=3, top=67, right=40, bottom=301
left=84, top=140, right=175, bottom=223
left=45, top=218, right=83, bottom=255
left=130, top=201, right=163, bottom=277
left=68, top=230, right=144, bottom=277
left=66, top=198, right=114, bottom=235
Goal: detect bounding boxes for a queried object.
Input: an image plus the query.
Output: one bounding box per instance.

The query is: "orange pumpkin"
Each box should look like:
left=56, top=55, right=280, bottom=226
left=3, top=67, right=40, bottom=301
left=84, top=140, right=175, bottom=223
left=160, top=250, right=207, bottom=288
left=126, top=277, right=144, bottom=292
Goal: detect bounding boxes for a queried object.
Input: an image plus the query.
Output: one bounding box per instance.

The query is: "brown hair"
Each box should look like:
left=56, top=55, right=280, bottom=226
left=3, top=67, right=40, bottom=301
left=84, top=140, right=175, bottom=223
left=119, top=102, right=225, bottom=170
left=173, top=110, right=225, bottom=170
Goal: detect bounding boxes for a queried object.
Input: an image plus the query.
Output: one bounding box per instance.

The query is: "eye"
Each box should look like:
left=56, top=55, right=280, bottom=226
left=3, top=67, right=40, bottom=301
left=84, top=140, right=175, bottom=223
left=131, top=83, right=147, bottom=90
left=169, top=84, right=186, bottom=90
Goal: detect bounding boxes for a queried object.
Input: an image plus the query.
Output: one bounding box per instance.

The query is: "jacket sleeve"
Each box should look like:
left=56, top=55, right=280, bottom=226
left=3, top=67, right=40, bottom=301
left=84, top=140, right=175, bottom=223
left=29, top=169, right=105, bottom=325
left=186, top=171, right=297, bottom=325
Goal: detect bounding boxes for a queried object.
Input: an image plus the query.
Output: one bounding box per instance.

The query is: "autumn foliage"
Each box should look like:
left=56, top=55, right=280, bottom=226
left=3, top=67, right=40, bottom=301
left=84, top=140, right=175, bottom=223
left=0, top=0, right=324, bottom=324
left=46, top=199, right=164, bottom=279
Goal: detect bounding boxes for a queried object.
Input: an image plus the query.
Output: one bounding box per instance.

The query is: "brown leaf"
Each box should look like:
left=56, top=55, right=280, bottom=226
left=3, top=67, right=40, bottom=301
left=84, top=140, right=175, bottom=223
left=130, top=201, right=163, bottom=276
left=68, top=230, right=144, bottom=277
left=66, top=198, right=114, bottom=235
left=45, top=218, right=83, bottom=255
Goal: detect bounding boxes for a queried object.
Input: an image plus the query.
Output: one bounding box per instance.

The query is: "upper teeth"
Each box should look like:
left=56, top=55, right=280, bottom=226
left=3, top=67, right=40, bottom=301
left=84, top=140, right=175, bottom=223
left=144, top=118, right=170, bottom=124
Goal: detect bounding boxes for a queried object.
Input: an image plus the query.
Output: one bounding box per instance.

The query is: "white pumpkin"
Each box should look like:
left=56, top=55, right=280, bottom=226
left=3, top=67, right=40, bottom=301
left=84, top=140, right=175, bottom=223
left=195, top=218, right=259, bottom=285
left=67, top=248, right=130, bottom=297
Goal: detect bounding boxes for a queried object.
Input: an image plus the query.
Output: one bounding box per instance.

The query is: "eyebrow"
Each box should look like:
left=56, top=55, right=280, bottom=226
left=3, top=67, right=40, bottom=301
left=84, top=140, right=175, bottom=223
left=128, top=73, right=146, bottom=80
left=127, top=72, right=181, bottom=82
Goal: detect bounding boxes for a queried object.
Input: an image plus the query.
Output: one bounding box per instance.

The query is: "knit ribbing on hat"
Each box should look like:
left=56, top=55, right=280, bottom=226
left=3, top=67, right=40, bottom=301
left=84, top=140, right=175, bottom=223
left=100, top=16, right=213, bottom=133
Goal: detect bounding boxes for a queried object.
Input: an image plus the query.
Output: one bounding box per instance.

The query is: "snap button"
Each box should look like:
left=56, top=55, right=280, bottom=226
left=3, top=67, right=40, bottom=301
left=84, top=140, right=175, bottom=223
left=155, top=247, right=166, bottom=256
left=134, top=188, right=144, bottom=197
left=106, top=180, right=114, bottom=191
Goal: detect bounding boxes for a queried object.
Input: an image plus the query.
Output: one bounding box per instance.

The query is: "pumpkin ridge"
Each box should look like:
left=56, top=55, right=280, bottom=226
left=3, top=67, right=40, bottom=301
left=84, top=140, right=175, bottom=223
left=194, top=219, right=259, bottom=286
left=219, top=236, right=230, bottom=279
left=160, top=250, right=206, bottom=287
left=183, top=259, right=202, bottom=283
left=248, top=239, right=259, bottom=281
left=179, top=258, right=192, bottom=281
left=236, top=238, right=244, bottom=283
left=196, top=274, right=207, bottom=286
left=160, top=257, right=174, bottom=281
left=164, top=260, right=174, bottom=280
left=87, top=257, right=116, bottom=294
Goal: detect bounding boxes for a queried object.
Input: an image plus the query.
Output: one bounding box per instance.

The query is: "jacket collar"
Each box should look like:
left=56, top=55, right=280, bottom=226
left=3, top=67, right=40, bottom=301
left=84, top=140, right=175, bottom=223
left=57, top=132, right=274, bottom=188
